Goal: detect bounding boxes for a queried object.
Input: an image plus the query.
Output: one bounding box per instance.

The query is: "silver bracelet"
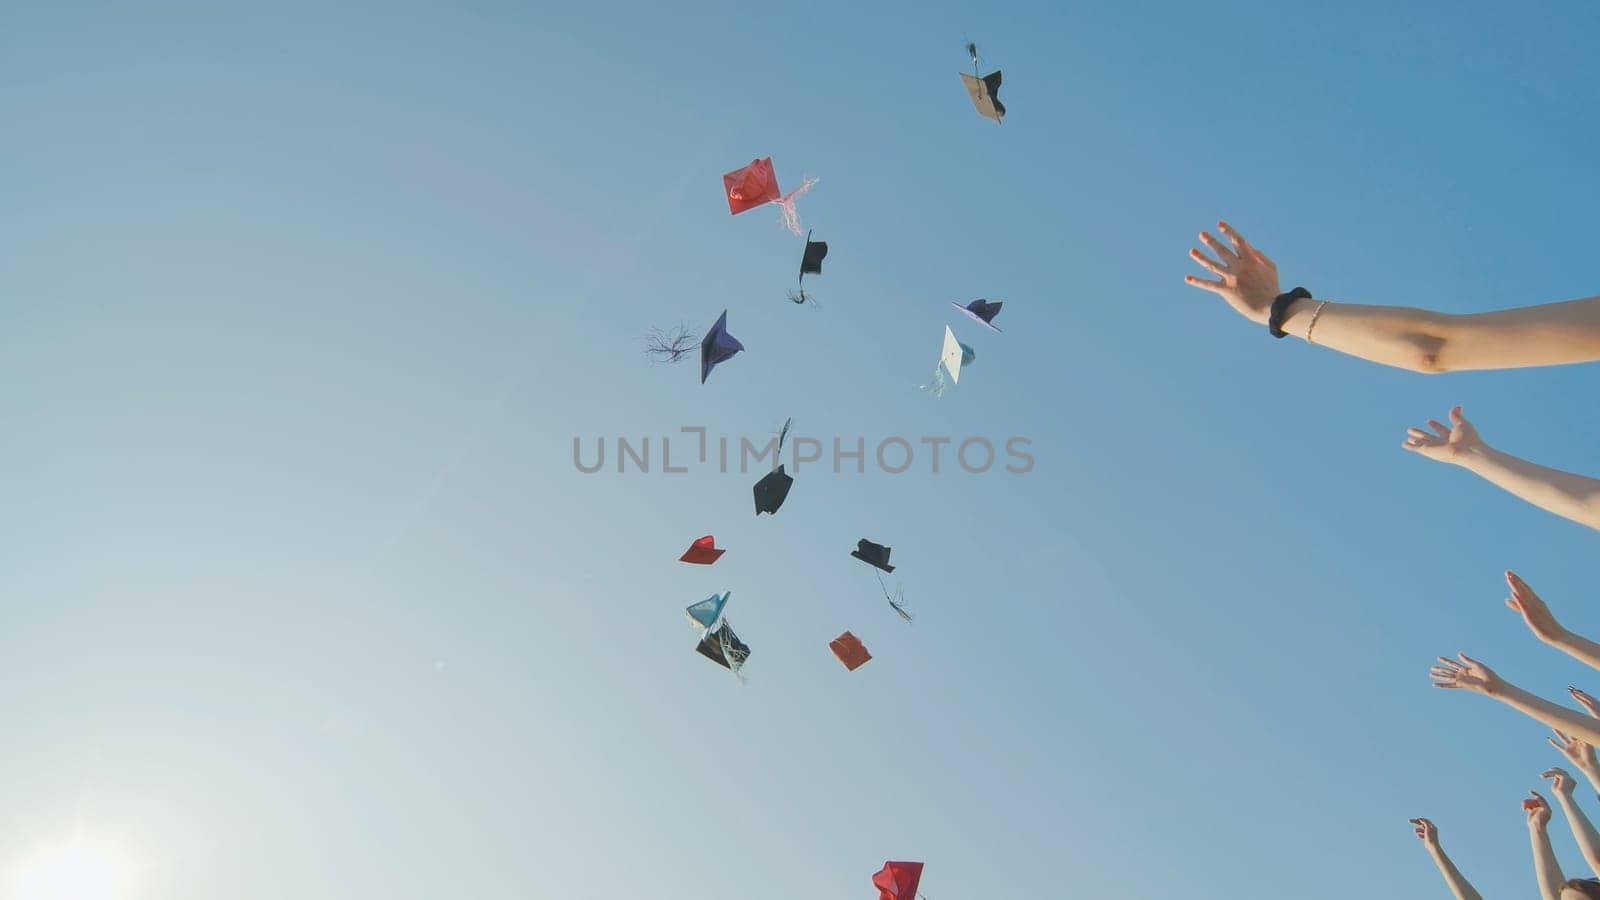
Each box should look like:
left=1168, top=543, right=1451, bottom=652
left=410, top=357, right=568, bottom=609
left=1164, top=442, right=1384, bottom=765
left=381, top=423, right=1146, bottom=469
left=1305, top=300, right=1330, bottom=344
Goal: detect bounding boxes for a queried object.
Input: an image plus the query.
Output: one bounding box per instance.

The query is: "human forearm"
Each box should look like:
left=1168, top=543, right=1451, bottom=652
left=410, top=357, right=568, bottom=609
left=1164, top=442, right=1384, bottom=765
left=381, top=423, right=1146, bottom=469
left=1458, top=445, right=1600, bottom=532
left=1489, top=682, right=1600, bottom=746
left=1531, top=824, right=1566, bottom=900
left=1428, top=846, right=1486, bottom=900
left=1278, top=299, right=1452, bottom=372
left=1279, top=295, right=1600, bottom=373
left=1555, top=793, right=1600, bottom=876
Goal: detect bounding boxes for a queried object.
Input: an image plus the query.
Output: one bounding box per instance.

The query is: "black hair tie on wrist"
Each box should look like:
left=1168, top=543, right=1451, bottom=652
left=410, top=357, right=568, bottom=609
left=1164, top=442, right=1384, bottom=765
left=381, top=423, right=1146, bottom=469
left=1269, top=287, right=1312, bottom=339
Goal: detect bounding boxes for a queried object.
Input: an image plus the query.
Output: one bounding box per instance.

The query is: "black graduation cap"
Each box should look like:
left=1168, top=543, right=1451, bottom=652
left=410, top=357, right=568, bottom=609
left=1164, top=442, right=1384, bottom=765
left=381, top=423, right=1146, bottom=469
left=696, top=620, right=751, bottom=673
left=852, top=538, right=895, bottom=573
left=800, top=230, right=827, bottom=278
left=790, top=230, right=828, bottom=305
left=753, top=465, right=794, bottom=515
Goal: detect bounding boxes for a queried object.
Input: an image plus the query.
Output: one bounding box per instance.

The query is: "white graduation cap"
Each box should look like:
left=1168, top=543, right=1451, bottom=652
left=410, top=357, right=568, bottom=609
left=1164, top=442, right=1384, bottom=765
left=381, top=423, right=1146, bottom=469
left=923, top=326, right=975, bottom=398
left=939, top=326, right=964, bottom=386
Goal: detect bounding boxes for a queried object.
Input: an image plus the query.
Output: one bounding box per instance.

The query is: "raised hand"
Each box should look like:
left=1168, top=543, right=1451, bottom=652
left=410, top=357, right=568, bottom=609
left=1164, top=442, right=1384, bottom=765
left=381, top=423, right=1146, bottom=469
left=1506, top=571, right=1570, bottom=644
left=1402, top=406, right=1486, bottom=465
left=1432, top=653, right=1505, bottom=695
left=1544, top=767, right=1579, bottom=799
left=1550, top=729, right=1600, bottom=776
left=1527, top=791, right=1554, bottom=830
left=1184, top=221, right=1283, bottom=325
left=1571, top=687, right=1600, bottom=720
left=1411, top=817, right=1441, bottom=850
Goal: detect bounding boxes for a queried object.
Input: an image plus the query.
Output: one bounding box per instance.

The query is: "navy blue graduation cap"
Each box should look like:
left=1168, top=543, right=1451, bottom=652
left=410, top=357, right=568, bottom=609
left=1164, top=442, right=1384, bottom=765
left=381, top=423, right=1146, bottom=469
left=700, top=309, right=745, bottom=383
left=951, top=298, right=1003, bottom=332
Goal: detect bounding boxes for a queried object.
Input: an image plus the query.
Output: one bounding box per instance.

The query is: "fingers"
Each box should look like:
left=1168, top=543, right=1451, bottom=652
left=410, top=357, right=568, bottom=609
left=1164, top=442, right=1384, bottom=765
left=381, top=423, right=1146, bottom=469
left=1199, top=231, right=1236, bottom=261
left=1449, top=405, right=1467, bottom=426
left=1570, top=687, right=1600, bottom=717
left=1190, top=248, right=1226, bottom=275
left=1218, top=221, right=1252, bottom=255
left=1458, top=652, right=1482, bottom=667
left=1184, top=274, right=1226, bottom=293
left=1427, top=420, right=1451, bottom=440
left=1507, top=571, right=1536, bottom=602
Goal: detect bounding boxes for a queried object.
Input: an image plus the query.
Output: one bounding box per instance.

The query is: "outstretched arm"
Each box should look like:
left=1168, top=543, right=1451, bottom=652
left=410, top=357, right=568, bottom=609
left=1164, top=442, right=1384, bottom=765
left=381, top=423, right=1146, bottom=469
left=1431, top=654, right=1600, bottom=747
left=1411, top=818, right=1486, bottom=900
left=1528, top=791, right=1567, bottom=900
left=1545, top=768, right=1600, bottom=877
left=1185, top=221, right=1600, bottom=373
left=1499, top=571, right=1600, bottom=669
left=1403, top=410, right=1600, bottom=531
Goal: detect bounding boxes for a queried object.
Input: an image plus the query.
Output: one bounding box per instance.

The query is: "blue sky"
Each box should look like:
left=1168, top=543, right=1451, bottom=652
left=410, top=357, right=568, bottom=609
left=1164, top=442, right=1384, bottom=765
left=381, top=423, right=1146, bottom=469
left=2, top=1, right=1599, bottom=897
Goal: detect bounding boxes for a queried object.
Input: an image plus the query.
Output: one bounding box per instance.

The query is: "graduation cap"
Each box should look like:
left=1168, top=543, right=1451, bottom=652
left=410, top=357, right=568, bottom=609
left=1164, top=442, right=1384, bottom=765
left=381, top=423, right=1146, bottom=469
left=724, top=158, right=781, bottom=214
left=922, top=326, right=975, bottom=397
left=679, top=535, right=725, bottom=565
left=829, top=631, right=872, bottom=671
left=790, top=230, right=829, bottom=305
left=873, top=861, right=925, bottom=900
left=722, top=157, right=818, bottom=235
left=753, top=465, right=794, bottom=515
left=960, top=43, right=1005, bottom=123
left=686, top=591, right=729, bottom=631
left=700, top=309, right=745, bottom=384
left=696, top=619, right=751, bottom=676
left=951, top=298, right=1003, bottom=332
left=852, top=539, right=895, bottom=573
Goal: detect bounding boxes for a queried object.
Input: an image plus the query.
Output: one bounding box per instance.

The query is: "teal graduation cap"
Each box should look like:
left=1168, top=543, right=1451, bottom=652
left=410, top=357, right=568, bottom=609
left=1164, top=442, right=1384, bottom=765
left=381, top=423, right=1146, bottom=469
left=686, top=591, right=729, bottom=631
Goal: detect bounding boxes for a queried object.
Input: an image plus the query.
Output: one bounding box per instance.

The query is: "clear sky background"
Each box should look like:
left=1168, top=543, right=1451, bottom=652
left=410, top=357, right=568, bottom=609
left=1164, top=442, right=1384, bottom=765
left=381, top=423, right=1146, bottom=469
left=2, top=1, right=1599, bottom=898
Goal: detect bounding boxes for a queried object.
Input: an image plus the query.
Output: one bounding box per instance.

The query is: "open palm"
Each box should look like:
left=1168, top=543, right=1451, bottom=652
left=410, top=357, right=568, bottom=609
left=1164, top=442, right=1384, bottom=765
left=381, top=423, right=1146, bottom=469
left=1403, top=406, right=1485, bottom=464
left=1431, top=653, right=1503, bottom=695
left=1184, top=221, right=1283, bottom=325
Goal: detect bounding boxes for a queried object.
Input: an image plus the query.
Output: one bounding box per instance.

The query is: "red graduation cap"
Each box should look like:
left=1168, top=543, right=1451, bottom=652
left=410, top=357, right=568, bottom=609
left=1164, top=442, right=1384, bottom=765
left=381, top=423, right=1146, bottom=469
left=679, top=535, right=726, bottom=565
left=723, top=158, right=781, bottom=215
left=829, top=631, right=872, bottom=671
left=872, top=861, right=923, bottom=900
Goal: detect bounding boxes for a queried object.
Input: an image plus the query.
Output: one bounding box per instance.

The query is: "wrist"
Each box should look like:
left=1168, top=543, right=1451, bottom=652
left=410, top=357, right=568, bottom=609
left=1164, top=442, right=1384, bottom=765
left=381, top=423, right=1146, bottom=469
left=1542, top=625, right=1575, bottom=647
left=1268, top=287, right=1312, bottom=337
left=1453, top=443, right=1493, bottom=470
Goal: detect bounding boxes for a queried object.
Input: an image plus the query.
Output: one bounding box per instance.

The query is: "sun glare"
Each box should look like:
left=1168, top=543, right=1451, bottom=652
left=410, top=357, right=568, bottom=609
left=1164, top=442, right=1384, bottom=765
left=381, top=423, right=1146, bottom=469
left=13, top=841, right=127, bottom=900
